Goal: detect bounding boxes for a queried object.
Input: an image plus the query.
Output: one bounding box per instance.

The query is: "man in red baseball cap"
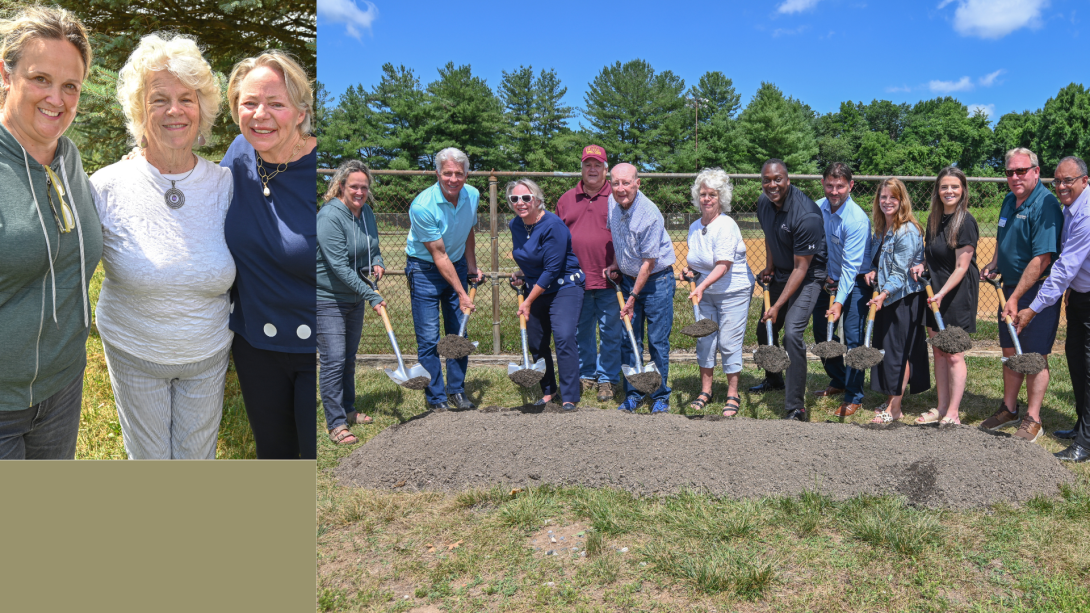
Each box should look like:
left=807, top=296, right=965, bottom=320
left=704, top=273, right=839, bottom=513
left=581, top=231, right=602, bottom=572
left=556, top=145, right=621, bottom=402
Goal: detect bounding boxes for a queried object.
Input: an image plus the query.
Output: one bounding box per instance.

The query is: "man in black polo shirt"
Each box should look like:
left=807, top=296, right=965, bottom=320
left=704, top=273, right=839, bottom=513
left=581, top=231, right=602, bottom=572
left=752, top=159, right=828, bottom=421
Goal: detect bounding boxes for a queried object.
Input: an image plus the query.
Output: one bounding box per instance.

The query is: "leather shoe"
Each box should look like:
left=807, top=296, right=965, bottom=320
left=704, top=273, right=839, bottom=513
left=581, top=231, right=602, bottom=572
left=1053, top=429, right=1076, bottom=440
left=1054, top=443, right=1090, bottom=462
left=426, top=402, right=447, bottom=412
left=447, top=393, right=476, bottom=410
left=748, top=380, right=785, bottom=393
left=812, top=386, right=845, bottom=397
left=833, top=403, right=861, bottom=417
left=783, top=409, right=807, bottom=421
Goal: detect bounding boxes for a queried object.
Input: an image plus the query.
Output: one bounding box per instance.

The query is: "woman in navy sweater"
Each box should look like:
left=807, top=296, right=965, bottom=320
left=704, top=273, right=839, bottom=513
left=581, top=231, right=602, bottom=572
left=509, top=179, right=585, bottom=410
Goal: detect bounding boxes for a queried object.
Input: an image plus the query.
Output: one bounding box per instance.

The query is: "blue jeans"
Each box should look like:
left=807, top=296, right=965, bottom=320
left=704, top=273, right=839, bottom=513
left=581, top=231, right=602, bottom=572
left=0, top=370, right=83, bottom=459
left=317, top=299, right=368, bottom=430
left=576, top=288, right=623, bottom=385
left=811, top=278, right=869, bottom=405
left=620, top=270, right=674, bottom=402
left=406, top=256, right=468, bottom=405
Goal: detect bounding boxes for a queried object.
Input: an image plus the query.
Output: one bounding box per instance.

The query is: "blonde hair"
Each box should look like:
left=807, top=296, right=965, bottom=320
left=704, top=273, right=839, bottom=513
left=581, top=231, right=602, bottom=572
left=227, top=50, right=313, bottom=134
left=324, top=159, right=373, bottom=203
left=872, top=177, right=922, bottom=237
left=505, top=178, right=547, bottom=212
left=115, top=32, right=221, bottom=147
left=0, top=5, right=91, bottom=105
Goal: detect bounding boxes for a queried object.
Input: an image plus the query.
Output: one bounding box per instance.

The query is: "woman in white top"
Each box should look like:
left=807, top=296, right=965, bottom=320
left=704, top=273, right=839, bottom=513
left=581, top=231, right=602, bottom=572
left=90, top=33, right=234, bottom=459
left=682, top=168, right=756, bottom=417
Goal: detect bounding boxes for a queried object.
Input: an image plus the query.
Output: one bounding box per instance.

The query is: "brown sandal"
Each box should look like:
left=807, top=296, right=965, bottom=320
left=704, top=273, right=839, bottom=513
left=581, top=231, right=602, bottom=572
left=329, top=425, right=359, bottom=445
left=347, top=411, right=373, bottom=425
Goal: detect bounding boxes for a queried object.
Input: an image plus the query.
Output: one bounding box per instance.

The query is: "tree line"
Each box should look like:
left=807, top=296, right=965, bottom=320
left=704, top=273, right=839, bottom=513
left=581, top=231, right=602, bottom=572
left=316, top=59, right=1090, bottom=178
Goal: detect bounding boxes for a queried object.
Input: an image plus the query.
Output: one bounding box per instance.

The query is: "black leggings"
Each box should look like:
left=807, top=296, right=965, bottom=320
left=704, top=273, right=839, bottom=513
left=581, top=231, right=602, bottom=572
left=232, top=335, right=317, bottom=459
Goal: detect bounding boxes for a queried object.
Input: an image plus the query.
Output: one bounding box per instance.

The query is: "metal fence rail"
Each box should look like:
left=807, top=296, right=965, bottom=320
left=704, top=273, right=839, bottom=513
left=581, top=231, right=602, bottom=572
left=319, top=170, right=1059, bottom=355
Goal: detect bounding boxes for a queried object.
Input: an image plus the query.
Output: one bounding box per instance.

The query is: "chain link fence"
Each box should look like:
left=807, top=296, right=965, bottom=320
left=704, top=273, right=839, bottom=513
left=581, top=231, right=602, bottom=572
left=320, top=169, right=1059, bottom=355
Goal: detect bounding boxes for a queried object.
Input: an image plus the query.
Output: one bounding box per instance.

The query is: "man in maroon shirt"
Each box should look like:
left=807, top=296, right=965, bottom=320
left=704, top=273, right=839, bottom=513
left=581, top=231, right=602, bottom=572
left=556, top=145, right=622, bottom=402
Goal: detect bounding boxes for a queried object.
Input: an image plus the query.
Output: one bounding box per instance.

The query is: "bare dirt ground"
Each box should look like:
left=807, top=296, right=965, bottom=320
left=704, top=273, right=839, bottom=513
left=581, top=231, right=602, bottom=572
left=335, top=407, right=1074, bottom=510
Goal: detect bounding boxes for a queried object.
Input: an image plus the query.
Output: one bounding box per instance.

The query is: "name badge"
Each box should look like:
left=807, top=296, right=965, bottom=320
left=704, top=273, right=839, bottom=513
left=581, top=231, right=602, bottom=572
left=831, top=235, right=840, bottom=245
left=998, top=217, right=1007, bottom=227
left=1016, top=214, right=1027, bottom=220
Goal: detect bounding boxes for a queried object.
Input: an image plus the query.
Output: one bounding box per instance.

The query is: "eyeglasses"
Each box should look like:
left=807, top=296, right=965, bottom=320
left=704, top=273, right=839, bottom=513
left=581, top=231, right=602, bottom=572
left=1056, top=174, right=1088, bottom=187
left=508, top=194, right=533, bottom=204
left=44, top=166, right=74, bottom=234
left=1004, top=166, right=1037, bottom=178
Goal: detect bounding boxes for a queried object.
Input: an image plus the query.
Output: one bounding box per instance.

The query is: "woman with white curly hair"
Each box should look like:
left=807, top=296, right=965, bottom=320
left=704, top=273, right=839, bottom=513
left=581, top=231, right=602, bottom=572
left=90, top=32, right=235, bottom=459
left=682, top=168, right=755, bottom=417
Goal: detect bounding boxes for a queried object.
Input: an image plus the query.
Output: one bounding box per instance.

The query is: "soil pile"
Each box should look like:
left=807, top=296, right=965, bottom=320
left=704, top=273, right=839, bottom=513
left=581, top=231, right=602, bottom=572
left=811, top=341, right=846, bottom=359
left=336, top=410, right=1075, bottom=509
left=845, top=346, right=883, bottom=370
left=681, top=319, right=718, bottom=338
left=929, top=326, right=973, bottom=354
left=437, top=335, right=476, bottom=359
left=509, top=369, right=545, bottom=388
left=753, top=345, right=790, bottom=372
left=626, top=371, right=661, bottom=394
left=1006, top=353, right=1048, bottom=375
left=399, top=376, right=431, bottom=390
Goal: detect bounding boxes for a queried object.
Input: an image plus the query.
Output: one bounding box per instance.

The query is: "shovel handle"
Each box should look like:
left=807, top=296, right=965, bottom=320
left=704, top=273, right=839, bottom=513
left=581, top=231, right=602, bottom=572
left=517, top=294, right=527, bottom=330
left=689, top=280, right=699, bottom=305
left=993, top=282, right=1009, bottom=315
left=868, top=290, right=879, bottom=322
left=463, top=284, right=477, bottom=314
left=924, top=285, right=941, bottom=314
left=377, top=304, right=394, bottom=333
left=762, top=286, right=771, bottom=311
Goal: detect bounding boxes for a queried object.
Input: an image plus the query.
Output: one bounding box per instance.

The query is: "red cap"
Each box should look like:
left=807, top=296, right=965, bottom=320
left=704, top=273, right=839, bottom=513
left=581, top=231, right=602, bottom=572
left=581, top=144, right=607, bottom=164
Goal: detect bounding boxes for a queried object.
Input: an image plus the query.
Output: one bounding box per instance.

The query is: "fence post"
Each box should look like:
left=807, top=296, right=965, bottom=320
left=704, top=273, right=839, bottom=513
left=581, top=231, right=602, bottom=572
left=489, top=171, right=500, bottom=354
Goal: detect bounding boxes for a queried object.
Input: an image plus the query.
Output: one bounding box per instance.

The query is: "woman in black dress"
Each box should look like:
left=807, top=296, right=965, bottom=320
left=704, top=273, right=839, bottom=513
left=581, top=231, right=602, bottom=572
left=913, top=166, right=978, bottom=425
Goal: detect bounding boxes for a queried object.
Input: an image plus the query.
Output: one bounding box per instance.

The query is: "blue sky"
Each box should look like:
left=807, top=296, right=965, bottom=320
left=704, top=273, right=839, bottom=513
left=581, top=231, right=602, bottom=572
left=317, top=0, right=1082, bottom=125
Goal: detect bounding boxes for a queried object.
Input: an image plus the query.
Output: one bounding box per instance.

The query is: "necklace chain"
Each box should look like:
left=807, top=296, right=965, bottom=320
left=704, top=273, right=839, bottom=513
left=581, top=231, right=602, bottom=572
left=161, top=154, right=198, bottom=210
left=256, top=134, right=307, bottom=197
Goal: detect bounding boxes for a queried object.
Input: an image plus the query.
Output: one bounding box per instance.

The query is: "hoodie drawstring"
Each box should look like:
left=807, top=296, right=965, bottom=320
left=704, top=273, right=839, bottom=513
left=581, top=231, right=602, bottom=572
left=58, top=157, right=90, bottom=328
left=19, top=146, right=58, bottom=324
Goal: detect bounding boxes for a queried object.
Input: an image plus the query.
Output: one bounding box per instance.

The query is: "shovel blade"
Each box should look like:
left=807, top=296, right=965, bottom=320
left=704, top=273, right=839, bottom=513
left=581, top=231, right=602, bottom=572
left=383, top=368, right=407, bottom=385
left=507, top=363, right=522, bottom=375
left=532, top=357, right=547, bottom=373
left=621, top=364, right=639, bottom=378
left=406, top=363, right=429, bottom=380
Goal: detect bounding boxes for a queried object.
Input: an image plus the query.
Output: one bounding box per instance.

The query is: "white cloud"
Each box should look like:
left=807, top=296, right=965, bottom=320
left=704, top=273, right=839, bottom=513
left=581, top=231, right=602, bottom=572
left=886, top=85, right=912, bottom=93
left=773, top=25, right=810, bottom=37
left=929, top=76, right=974, bottom=93
left=943, top=0, right=1049, bottom=39
left=967, top=103, right=996, bottom=118
left=979, top=69, right=1005, bottom=86
left=937, top=0, right=956, bottom=8
left=777, top=0, right=821, bottom=14
left=318, top=0, right=378, bottom=40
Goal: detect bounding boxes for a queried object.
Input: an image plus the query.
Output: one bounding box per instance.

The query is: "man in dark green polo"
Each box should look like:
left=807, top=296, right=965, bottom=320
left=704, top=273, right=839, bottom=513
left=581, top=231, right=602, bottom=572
left=980, top=147, right=1064, bottom=442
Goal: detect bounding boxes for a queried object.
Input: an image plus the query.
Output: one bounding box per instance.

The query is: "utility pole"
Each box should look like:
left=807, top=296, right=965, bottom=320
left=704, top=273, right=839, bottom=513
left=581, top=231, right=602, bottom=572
left=686, top=96, right=709, bottom=172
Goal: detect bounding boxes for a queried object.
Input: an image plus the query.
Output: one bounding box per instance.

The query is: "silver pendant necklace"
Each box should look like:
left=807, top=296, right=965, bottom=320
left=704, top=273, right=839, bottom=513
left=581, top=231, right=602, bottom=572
left=162, top=157, right=198, bottom=209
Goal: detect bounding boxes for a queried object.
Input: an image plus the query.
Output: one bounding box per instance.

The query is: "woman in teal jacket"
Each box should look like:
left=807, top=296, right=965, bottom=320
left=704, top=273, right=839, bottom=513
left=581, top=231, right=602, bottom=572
left=0, top=7, right=102, bottom=459
left=317, top=160, right=385, bottom=445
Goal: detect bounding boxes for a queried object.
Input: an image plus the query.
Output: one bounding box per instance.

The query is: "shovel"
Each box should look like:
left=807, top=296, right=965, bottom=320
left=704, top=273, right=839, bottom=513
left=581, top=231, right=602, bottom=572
left=811, top=287, right=846, bottom=358
left=437, top=279, right=479, bottom=358
left=680, top=270, right=717, bottom=338
left=507, top=281, right=547, bottom=387
left=844, top=290, right=885, bottom=370
left=607, top=274, right=661, bottom=391
left=752, top=278, right=790, bottom=372
left=376, top=304, right=430, bottom=388
left=923, top=272, right=973, bottom=354
left=986, top=275, right=1046, bottom=375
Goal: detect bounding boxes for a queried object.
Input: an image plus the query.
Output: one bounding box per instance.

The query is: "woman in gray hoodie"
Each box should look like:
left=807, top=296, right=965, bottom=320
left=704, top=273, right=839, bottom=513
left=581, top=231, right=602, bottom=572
left=0, top=7, right=102, bottom=459
left=317, top=160, right=385, bottom=445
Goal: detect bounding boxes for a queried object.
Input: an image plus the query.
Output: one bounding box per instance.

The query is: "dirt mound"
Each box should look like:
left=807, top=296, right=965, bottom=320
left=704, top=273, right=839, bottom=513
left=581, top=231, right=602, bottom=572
left=1006, top=353, right=1047, bottom=375
left=681, top=319, right=718, bottom=338
left=845, top=346, right=883, bottom=370
left=929, top=326, right=973, bottom=354
left=437, top=335, right=476, bottom=359
left=335, top=410, right=1075, bottom=509
left=811, top=341, right=846, bottom=358
left=753, top=345, right=790, bottom=372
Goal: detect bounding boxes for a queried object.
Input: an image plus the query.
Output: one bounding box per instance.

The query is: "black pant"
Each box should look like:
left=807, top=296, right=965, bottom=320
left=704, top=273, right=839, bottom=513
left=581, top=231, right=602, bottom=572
left=232, top=335, right=317, bottom=459
left=1066, top=290, right=1090, bottom=448
left=757, top=279, right=822, bottom=413
left=526, top=286, right=584, bottom=403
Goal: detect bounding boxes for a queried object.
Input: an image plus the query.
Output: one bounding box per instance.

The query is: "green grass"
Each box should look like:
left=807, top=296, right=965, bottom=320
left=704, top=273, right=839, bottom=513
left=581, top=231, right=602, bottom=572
left=317, top=357, right=1090, bottom=612
left=78, top=266, right=256, bottom=459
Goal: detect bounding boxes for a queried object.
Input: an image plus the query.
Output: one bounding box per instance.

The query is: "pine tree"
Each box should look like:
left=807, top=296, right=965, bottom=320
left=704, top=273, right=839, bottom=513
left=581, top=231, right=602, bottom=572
left=735, top=82, right=818, bottom=173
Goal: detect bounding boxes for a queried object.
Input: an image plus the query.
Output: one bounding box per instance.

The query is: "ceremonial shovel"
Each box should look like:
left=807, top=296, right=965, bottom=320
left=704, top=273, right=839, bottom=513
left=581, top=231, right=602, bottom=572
left=751, top=278, right=790, bottom=373
left=607, top=274, right=661, bottom=389
left=680, top=270, right=717, bottom=338
left=986, top=275, right=1046, bottom=375
left=506, top=280, right=546, bottom=386
left=844, top=290, right=885, bottom=370
left=359, top=274, right=430, bottom=388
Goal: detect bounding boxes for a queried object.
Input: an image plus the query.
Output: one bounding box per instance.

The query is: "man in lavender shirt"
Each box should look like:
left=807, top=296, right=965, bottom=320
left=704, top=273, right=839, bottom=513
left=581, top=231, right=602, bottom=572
left=1015, top=156, right=1090, bottom=462
left=557, top=145, right=621, bottom=402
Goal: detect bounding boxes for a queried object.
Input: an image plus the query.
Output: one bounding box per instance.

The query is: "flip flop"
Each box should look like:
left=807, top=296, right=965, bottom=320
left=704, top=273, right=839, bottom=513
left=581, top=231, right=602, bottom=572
left=870, top=410, right=893, bottom=424
left=915, top=408, right=941, bottom=425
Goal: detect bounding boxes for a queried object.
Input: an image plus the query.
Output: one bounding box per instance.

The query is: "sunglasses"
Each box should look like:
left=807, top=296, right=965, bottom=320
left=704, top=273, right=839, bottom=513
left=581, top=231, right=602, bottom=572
left=508, top=194, right=534, bottom=204
left=1004, top=166, right=1037, bottom=178
left=44, top=166, right=74, bottom=234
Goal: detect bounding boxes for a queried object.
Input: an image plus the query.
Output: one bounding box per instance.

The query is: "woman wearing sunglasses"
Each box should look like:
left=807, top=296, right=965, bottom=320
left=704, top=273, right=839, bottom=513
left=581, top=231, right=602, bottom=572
left=508, top=179, right=584, bottom=410
left=0, top=7, right=102, bottom=459
left=88, top=33, right=234, bottom=459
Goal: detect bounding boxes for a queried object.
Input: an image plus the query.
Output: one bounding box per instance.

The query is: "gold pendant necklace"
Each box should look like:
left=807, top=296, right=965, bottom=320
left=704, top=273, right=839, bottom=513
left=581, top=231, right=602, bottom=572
left=256, top=134, right=307, bottom=197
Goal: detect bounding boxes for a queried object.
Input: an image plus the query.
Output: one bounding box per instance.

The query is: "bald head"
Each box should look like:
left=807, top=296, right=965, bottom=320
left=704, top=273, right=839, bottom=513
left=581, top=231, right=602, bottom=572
left=610, top=163, right=641, bottom=208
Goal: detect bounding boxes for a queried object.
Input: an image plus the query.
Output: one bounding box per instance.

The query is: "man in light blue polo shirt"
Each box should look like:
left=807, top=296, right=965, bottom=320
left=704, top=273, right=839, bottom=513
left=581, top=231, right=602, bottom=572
left=405, top=147, right=484, bottom=411
left=810, top=162, right=872, bottom=417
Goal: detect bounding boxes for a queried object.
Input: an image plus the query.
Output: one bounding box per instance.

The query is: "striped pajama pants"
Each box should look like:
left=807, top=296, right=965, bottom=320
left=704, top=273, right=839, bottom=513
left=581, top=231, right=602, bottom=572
left=102, top=341, right=231, bottom=459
